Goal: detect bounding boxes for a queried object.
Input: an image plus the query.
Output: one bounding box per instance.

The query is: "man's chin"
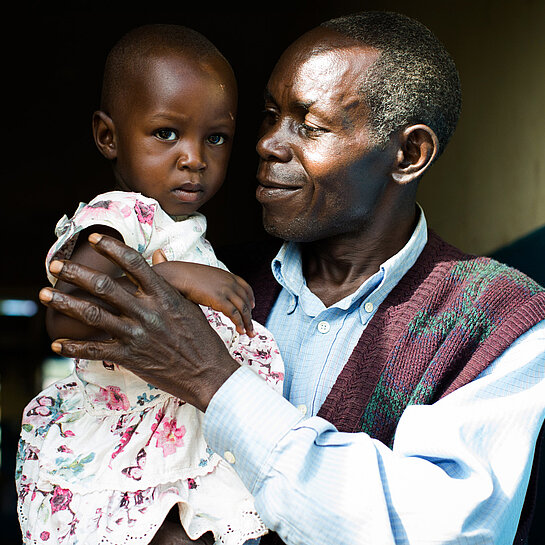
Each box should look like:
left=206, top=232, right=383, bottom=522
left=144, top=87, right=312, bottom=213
left=262, top=214, right=319, bottom=243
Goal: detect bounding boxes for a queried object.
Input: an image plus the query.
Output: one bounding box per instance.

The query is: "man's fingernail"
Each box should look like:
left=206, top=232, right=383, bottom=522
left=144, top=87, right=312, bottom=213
left=88, top=233, right=103, bottom=244
left=39, top=288, right=53, bottom=302
left=51, top=341, right=62, bottom=353
left=49, top=260, right=64, bottom=274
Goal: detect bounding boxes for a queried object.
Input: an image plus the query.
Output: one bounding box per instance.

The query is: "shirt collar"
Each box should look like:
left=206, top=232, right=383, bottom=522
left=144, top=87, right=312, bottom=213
left=271, top=205, right=428, bottom=321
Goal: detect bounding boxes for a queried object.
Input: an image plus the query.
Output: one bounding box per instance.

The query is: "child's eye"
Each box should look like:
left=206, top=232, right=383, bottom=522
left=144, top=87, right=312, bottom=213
left=154, top=128, right=178, bottom=141
left=207, top=134, right=226, bottom=146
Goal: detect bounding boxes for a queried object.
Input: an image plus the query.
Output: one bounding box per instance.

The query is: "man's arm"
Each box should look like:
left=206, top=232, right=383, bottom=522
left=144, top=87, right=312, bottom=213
left=204, top=324, right=545, bottom=544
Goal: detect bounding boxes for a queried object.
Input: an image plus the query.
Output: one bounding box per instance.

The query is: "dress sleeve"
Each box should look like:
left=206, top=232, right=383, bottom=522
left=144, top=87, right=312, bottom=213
left=45, top=191, right=158, bottom=285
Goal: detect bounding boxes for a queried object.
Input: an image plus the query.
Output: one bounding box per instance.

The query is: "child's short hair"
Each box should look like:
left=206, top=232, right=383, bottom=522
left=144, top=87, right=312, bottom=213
left=100, top=24, right=230, bottom=114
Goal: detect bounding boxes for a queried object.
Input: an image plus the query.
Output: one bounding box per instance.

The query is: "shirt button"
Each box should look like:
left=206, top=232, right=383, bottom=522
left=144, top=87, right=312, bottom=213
left=224, top=451, right=236, bottom=464
left=317, top=320, right=330, bottom=333
left=364, top=302, right=374, bottom=313
left=297, top=404, right=308, bottom=415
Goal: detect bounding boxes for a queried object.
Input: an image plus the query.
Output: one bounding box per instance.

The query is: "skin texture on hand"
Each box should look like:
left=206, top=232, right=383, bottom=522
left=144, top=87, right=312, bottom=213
left=151, top=249, right=256, bottom=336
left=39, top=233, right=240, bottom=412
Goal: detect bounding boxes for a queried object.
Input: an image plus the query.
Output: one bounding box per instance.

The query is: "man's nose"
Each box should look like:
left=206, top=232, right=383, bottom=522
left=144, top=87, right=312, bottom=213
left=176, top=142, right=206, bottom=171
left=256, top=120, right=292, bottom=162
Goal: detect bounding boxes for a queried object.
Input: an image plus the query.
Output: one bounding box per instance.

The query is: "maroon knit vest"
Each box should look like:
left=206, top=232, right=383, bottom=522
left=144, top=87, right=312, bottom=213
left=219, top=230, right=545, bottom=544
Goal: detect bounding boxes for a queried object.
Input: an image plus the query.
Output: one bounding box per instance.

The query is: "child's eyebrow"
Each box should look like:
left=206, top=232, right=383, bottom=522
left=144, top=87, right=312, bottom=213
left=148, top=112, right=183, bottom=122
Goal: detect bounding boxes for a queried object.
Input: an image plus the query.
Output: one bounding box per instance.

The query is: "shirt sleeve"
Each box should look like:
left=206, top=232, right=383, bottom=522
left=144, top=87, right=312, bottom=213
left=45, top=191, right=157, bottom=285
left=203, top=321, right=545, bottom=545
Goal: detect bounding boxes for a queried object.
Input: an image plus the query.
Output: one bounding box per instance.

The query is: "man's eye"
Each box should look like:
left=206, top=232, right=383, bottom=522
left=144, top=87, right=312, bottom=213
left=154, top=128, right=178, bottom=141
left=207, top=134, right=226, bottom=145
left=299, top=122, right=325, bottom=136
left=262, top=108, right=279, bottom=124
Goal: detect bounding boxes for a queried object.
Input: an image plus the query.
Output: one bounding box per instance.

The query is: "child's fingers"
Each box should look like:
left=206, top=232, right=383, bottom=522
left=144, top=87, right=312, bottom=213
left=232, top=275, right=255, bottom=309
left=227, top=293, right=254, bottom=336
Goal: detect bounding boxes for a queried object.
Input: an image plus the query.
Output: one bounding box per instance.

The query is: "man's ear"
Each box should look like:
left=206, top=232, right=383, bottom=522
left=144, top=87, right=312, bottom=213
left=392, top=124, right=439, bottom=184
left=92, top=110, right=117, bottom=160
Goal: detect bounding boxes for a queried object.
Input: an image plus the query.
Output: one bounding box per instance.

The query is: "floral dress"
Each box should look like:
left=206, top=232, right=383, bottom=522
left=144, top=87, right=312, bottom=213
left=16, top=191, right=284, bottom=545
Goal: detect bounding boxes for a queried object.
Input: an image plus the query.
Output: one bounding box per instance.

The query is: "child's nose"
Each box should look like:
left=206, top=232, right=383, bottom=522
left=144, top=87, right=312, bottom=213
left=176, top=144, right=206, bottom=171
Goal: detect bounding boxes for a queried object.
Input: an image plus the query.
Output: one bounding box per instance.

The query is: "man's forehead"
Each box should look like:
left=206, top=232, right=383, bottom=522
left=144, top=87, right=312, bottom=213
left=268, top=44, right=379, bottom=106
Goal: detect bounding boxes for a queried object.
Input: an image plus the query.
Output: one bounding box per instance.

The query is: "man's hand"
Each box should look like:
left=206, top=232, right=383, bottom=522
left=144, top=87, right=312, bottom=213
left=38, top=233, right=240, bottom=412
left=152, top=249, right=255, bottom=336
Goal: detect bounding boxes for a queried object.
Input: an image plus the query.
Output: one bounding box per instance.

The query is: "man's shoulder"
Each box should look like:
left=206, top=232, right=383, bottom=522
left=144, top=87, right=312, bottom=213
left=426, top=229, right=544, bottom=294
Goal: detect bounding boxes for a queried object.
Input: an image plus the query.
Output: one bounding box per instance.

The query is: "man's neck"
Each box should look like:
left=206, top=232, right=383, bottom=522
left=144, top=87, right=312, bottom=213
left=302, top=205, right=419, bottom=307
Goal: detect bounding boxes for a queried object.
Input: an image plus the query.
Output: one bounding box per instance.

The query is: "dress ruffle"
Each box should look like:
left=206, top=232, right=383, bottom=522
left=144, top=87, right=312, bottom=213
left=17, top=314, right=281, bottom=544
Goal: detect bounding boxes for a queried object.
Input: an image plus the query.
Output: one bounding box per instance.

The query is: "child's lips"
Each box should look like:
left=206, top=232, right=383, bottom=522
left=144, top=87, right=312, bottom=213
left=171, top=183, right=204, bottom=203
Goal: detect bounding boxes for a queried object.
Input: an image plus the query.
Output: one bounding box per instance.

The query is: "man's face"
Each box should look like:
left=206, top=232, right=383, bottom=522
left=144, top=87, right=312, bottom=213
left=111, top=53, right=236, bottom=216
left=256, top=29, right=396, bottom=242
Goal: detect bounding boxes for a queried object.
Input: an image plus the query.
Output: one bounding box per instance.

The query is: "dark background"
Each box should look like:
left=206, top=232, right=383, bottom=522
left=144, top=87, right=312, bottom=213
left=2, top=2, right=544, bottom=543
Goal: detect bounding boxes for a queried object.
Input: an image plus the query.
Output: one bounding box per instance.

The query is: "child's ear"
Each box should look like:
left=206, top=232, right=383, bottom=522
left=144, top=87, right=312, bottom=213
left=92, top=110, right=117, bottom=160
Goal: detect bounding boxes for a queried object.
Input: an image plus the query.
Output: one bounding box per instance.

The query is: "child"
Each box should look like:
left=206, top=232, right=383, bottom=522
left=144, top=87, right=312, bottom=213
left=16, top=24, right=284, bottom=545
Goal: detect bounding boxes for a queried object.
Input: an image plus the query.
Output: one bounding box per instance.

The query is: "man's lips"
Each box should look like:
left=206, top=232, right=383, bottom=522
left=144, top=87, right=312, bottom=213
left=256, top=177, right=303, bottom=202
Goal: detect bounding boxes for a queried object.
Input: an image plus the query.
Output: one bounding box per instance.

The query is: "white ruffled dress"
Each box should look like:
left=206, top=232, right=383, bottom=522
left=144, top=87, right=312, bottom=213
left=16, top=191, right=284, bottom=545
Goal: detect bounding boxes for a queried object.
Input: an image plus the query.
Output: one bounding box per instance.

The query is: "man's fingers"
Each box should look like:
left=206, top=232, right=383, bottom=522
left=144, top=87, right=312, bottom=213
left=39, top=287, right=129, bottom=338
left=51, top=337, right=123, bottom=364
left=88, top=234, right=171, bottom=298
left=152, top=248, right=168, bottom=265
left=47, top=260, right=141, bottom=318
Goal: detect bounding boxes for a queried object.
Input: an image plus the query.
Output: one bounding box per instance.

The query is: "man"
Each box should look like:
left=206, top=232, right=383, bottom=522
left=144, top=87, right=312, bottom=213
left=39, top=11, right=545, bottom=545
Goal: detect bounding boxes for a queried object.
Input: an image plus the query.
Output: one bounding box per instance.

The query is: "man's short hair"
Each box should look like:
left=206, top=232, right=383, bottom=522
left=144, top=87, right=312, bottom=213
left=321, top=11, right=462, bottom=155
left=101, top=24, right=227, bottom=114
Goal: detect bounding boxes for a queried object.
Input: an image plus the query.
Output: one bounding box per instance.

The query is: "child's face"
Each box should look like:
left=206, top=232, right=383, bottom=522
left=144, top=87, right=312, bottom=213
left=111, top=53, right=236, bottom=216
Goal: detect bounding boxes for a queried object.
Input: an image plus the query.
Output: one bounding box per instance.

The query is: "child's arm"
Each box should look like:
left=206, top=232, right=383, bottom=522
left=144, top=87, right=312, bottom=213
left=46, top=226, right=133, bottom=341
left=151, top=250, right=256, bottom=337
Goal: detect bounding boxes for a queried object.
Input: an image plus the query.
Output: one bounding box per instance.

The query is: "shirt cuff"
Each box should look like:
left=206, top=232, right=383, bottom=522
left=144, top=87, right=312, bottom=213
left=203, top=365, right=306, bottom=492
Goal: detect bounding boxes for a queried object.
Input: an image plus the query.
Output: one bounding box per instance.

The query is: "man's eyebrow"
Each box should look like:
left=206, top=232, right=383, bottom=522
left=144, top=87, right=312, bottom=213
left=263, top=89, right=316, bottom=111
left=263, top=89, right=276, bottom=103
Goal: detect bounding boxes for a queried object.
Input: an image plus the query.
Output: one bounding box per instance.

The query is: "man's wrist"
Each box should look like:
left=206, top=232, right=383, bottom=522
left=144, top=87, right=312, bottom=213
left=199, top=355, right=239, bottom=412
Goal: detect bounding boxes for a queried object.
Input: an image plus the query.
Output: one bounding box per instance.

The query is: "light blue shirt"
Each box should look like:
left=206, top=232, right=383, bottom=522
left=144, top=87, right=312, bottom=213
left=204, top=209, right=545, bottom=545
left=267, top=207, right=427, bottom=415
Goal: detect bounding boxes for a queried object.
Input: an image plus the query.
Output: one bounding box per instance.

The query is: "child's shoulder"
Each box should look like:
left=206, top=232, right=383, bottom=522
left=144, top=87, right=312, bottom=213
left=86, top=190, right=159, bottom=209
left=73, top=191, right=161, bottom=225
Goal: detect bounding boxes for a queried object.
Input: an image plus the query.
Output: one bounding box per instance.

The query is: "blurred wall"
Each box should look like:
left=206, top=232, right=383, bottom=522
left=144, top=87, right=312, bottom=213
left=411, top=0, right=545, bottom=255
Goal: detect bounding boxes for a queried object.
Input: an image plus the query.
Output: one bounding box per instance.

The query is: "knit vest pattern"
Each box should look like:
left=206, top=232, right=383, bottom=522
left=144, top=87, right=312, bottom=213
left=219, top=230, right=545, bottom=544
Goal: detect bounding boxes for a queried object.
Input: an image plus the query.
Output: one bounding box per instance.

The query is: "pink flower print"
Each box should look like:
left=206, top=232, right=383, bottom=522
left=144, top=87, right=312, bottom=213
left=40, top=531, right=50, bottom=541
left=95, top=385, right=130, bottom=411
left=50, top=486, right=72, bottom=513
left=32, top=396, right=54, bottom=417
left=154, top=417, right=186, bottom=456
left=80, top=200, right=132, bottom=221
left=135, top=200, right=155, bottom=225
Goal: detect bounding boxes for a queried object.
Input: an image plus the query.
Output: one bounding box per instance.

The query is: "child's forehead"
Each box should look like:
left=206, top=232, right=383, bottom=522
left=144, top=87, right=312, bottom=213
left=109, top=51, right=236, bottom=124
left=134, top=51, right=235, bottom=97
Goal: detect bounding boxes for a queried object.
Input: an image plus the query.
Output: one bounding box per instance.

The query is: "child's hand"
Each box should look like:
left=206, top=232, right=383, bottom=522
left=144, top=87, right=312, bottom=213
left=152, top=249, right=255, bottom=336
